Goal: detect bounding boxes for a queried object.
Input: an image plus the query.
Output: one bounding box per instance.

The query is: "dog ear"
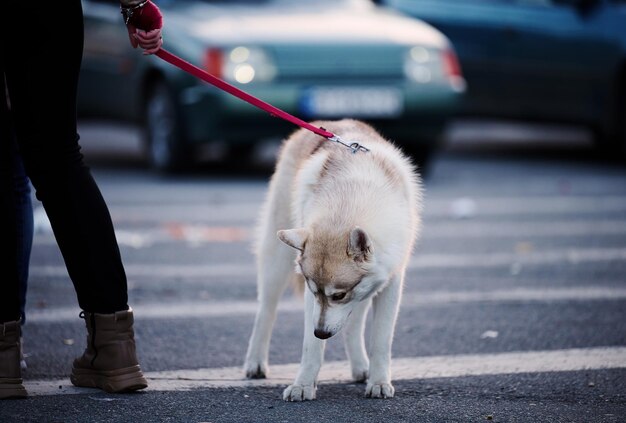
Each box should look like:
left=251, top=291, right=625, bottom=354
left=348, top=227, right=372, bottom=262
left=277, top=228, right=309, bottom=251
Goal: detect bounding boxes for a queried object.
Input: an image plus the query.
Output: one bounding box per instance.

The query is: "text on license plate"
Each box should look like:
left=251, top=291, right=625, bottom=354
left=301, top=87, right=403, bottom=118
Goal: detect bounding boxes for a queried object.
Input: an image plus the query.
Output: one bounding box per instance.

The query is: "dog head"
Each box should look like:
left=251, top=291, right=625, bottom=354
left=278, top=226, right=389, bottom=339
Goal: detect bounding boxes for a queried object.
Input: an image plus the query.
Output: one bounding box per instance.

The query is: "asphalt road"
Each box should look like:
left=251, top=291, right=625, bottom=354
left=2, top=120, right=626, bottom=423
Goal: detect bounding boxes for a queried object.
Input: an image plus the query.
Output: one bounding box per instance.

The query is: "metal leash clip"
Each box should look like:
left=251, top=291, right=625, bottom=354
left=327, top=135, right=370, bottom=154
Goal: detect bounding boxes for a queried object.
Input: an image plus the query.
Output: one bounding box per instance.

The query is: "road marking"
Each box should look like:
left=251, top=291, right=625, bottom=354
left=28, top=247, right=626, bottom=278
left=32, top=219, right=626, bottom=247
left=102, top=196, right=626, bottom=221
left=422, top=220, right=626, bottom=238
left=407, top=247, right=626, bottom=269
left=24, top=346, right=626, bottom=396
left=26, top=286, right=626, bottom=323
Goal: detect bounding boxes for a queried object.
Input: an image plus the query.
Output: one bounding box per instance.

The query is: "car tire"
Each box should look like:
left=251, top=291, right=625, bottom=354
left=594, top=71, right=626, bottom=161
left=144, top=80, right=193, bottom=173
left=615, top=74, right=626, bottom=158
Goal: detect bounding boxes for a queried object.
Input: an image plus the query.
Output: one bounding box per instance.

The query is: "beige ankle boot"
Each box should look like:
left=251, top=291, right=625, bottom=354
left=0, top=320, right=27, bottom=399
left=71, top=308, right=148, bottom=393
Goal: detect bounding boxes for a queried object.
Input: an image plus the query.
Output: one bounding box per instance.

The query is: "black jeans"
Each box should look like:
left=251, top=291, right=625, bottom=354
left=0, top=0, right=129, bottom=322
left=10, top=134, right=33, bottom=325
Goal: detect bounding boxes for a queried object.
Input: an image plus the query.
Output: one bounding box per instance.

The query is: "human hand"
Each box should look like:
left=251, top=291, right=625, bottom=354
left=127, top=26, right=163, bottom=55
left=122, top=1, right=163, bottom=55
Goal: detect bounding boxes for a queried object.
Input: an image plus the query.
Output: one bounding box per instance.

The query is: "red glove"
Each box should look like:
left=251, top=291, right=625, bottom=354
left=122, top=1, right=163, bottom=55
left=125, top=1, right=162, bottom=31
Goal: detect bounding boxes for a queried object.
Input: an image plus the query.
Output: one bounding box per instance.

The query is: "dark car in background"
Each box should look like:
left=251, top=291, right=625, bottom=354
left=78, top=0, right=465, bottom=173
left=378, top=0, right=626, bottom=156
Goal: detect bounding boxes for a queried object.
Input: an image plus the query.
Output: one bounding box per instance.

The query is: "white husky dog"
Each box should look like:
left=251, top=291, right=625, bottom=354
left=243, top=119, right=422, bottom=401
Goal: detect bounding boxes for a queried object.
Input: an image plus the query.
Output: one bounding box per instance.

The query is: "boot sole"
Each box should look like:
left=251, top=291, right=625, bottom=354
left=0, top=379, right=28, bottom=399
left=70, top=365, right=148, bottom=393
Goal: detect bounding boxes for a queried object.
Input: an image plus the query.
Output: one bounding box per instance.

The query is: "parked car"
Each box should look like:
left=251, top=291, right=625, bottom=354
left=78, top=0, right=465, bottom=172
left=377, top=0, right=626, bottom=156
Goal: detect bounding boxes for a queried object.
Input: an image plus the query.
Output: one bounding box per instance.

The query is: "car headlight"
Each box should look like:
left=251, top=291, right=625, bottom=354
left=404, top=46, right=433, bottom=83
left=404, top=46, right=466, bottom=93
left=204, top=46, right=277, bottom=85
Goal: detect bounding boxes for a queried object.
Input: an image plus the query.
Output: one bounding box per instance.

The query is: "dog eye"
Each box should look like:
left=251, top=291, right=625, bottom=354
left=330, top=292, right=346, bottom=301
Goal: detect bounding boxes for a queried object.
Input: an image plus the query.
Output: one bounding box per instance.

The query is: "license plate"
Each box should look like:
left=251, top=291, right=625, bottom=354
left=300, top=87, right=403, bottom=118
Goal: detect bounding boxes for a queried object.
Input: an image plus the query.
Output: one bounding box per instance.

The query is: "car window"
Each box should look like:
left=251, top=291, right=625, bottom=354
left=395, top=0, right=516, bottom=3
left=191, top=0, right=366, bottom=3
left=184, top=0, right=271, bottom=3
left=86, top=0, right=123, bottom=4
left=381, top=0, right=626, bottom=9
left=183, top=0, right=376, bottom=10
left=514, top=0, right=552, bottom=5
left=377, top=0, right=598, bottom=4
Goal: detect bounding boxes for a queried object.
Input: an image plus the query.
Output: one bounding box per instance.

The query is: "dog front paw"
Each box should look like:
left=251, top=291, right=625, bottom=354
left=365, top=381, right=395, bottom=399
left=283, top=384, right=316, bottom=401
left=244, top=361, right=268, bottom=379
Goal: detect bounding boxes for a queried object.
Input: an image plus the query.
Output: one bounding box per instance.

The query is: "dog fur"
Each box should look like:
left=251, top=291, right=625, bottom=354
left=243, top=119, right=423, bottom=401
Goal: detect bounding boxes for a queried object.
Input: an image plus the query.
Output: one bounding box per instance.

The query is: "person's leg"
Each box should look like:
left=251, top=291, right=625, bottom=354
left=14, top=151, right=33, bottom=371
left=4, top=0, right=128, bottom=314
left=14, top=154, right=33, bottom=326
left=0, top=47, right=27, bottom=401
left=0, top=74, right=21, bottom=325
left=2, top=0, right=146, bottom=393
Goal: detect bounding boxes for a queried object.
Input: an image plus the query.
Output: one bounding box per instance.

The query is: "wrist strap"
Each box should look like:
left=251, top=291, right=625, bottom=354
left=121, top=0, right=148, bottom=24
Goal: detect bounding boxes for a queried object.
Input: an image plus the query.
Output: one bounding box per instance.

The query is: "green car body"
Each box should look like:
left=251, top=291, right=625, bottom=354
left=379, top=0, right=626, bottom=154
left=78, top=0, right=464, bottom=172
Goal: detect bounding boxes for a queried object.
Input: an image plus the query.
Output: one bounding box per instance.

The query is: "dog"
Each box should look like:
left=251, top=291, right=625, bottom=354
left=243, top=119, right=423, bottom=401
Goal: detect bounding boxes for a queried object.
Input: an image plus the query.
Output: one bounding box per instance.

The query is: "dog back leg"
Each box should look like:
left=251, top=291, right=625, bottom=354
left=244, top=232, right=295, bottom=378
left=365, top=273, right=404, bottom=398
left=343, top=298, right=371, bottom=383
left=243, top=145, right=300, bottom=379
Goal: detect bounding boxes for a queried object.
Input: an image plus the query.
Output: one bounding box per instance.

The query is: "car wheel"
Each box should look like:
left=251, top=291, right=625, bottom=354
left=595, top=72, right=626, bottom=160
left=144, top=81, right=193, bottom=172
left=616, top=78, right=626, bottom=158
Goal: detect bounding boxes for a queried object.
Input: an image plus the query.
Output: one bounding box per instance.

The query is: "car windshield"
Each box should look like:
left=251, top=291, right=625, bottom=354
left=183, top=0, right=368, bottom=5
left=167, top=0, right=375, bottom=11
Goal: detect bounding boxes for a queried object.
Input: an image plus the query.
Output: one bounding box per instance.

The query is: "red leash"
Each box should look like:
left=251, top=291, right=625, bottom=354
left=155, top=48, right=368, bottom=153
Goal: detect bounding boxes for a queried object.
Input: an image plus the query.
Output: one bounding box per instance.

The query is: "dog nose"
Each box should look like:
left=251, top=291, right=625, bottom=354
left=314, top=329, right=333, bottom=339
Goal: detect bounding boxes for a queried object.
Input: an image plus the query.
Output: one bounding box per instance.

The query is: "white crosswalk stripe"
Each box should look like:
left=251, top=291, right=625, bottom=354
left=24, top=346, right=626, bottom=396
left=26, top=286, right=626, bottom=323
left=28, top=247, right=626, bottom=279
